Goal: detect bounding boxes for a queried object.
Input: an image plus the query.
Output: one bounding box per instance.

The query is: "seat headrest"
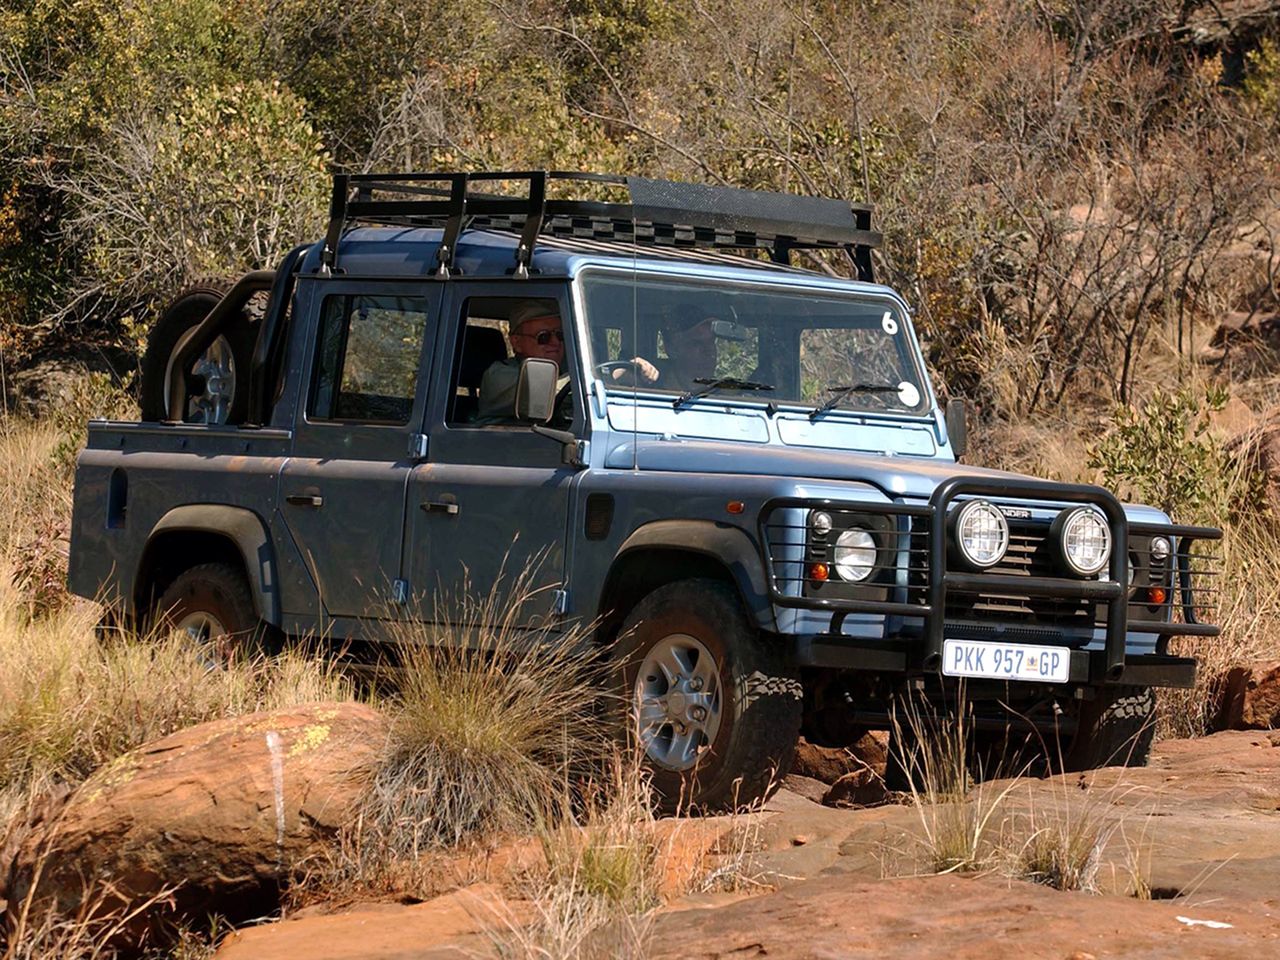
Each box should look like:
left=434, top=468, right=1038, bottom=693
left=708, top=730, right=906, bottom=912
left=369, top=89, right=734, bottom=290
left=458, top=325, right=509, bottom=389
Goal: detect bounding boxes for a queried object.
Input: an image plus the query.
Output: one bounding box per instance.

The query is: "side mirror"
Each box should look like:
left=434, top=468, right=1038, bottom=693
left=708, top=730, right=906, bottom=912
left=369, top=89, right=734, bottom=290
left=515, top=358, right=558, bottom=423
left=946, top=398, right=968, bottom=460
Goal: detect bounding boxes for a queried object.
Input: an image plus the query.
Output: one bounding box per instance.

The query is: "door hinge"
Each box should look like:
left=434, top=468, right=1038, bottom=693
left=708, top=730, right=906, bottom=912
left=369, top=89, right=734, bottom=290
left=551, top=589, right=569, bottom=615
left=407, top=433, right=428, bottom=459
left=391, top=578, right=410, bottom=605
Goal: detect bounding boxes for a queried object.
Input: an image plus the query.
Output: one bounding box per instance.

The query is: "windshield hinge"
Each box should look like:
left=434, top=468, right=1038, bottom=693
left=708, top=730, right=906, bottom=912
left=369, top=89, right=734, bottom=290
left=407, top=433, right=428, bottom=460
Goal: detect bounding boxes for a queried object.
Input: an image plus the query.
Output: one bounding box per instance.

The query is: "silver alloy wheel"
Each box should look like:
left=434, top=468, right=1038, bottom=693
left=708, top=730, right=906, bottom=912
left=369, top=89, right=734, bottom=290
left=164, top=330, right=237, bottom=424
left=634, top=633, right=723, bottom=771
left=173, top=610, right=230, bottom=668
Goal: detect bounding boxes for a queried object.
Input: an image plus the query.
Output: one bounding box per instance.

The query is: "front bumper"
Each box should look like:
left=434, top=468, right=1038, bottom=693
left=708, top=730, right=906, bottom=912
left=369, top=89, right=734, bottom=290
left=760, top=475, right=1221, bottom=688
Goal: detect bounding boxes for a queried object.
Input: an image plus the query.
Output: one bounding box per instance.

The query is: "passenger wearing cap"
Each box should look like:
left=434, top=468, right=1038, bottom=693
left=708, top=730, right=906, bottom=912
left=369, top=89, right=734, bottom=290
left=476, top=299, right=570, bottom=423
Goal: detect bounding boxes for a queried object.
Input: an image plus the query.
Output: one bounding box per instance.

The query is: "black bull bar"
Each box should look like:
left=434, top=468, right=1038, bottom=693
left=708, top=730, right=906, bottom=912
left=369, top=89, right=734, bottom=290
left=759, top=476, right=1222, bottom=687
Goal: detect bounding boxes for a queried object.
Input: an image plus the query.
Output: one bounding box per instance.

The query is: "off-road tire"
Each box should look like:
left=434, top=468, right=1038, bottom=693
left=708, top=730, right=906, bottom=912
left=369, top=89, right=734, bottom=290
left=615, top=579, right=802, bottom=813
left=140, top=280, right=259, bottom=423
left=154, top=562, right=277, bottom=665
left=1064, top=685, right=1156, bottom=770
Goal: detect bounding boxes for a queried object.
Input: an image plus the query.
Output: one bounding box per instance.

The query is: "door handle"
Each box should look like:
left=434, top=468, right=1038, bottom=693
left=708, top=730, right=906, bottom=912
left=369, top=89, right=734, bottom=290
left=421, top=500, right=459, bottom=516
left=286, top=494, right=324, bottom=508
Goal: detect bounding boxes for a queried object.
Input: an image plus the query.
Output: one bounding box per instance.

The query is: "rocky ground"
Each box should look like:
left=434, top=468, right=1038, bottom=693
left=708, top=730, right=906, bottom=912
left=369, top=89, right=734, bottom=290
left=210, top=727, right=1280, bottom=960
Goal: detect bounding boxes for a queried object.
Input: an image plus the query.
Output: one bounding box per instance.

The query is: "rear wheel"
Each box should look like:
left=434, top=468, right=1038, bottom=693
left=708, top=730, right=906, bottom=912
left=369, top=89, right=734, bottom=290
left=140, top=280, right=260, bottom=424
left=155, top=562, right=276, bottom=666
left=615, top=579, right=802, bottom=812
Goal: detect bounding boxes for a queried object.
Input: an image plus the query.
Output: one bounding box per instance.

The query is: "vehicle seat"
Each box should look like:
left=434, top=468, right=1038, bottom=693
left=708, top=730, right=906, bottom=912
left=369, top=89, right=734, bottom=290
left=452, top=325, right=509, bottom=422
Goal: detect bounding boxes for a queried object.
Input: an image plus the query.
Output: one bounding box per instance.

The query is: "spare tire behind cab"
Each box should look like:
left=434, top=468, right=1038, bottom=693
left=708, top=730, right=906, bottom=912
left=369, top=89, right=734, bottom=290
left=139, top=280, right=262, bottom=424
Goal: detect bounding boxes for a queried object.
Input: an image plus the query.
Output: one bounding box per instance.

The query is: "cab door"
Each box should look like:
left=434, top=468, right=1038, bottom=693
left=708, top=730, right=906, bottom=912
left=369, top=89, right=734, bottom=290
left=403, top=282, right=580, bottom=628
left=280, top=280, right=438, bottom=623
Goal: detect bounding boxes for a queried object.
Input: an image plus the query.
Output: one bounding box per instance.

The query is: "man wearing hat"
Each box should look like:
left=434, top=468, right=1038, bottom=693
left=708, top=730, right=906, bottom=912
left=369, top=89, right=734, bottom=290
left=476, top=299, right=570, bottom=423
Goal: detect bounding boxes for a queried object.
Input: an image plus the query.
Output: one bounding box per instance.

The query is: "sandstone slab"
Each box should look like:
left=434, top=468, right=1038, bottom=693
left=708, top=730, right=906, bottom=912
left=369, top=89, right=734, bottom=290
left=4, top=701, right=385, bottom=947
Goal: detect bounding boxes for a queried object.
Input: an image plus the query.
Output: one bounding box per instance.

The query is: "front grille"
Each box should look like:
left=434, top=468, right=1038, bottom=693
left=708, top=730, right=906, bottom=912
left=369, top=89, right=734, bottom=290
left=908, top=517, right=1099, bottom=631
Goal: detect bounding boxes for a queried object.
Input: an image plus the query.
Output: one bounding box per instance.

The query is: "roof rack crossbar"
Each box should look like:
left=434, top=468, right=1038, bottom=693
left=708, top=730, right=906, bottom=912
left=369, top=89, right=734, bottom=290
left=318, top=170, right=879, bottom=279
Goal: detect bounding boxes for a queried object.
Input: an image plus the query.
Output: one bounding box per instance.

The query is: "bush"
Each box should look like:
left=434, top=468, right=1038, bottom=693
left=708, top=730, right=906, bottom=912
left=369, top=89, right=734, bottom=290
left=1087, top=385, right=1234, bottom=522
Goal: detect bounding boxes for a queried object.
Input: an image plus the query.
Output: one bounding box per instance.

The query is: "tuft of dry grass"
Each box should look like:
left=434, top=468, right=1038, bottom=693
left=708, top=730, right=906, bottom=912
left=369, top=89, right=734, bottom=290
left=330, top=573, right=611, bottom=889
left=891, top=691, right=1019, bottom=875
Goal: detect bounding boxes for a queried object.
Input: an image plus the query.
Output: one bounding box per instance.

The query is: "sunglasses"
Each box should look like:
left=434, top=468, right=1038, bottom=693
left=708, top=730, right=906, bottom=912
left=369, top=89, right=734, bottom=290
left=515, top=328, right=564, bottom=345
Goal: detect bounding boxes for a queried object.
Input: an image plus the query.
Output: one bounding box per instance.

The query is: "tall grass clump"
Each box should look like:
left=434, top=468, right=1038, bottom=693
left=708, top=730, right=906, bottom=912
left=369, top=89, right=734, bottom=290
left=346, top=573, right=611, bottom=877
left=891, top=690, right=1017, bottom=875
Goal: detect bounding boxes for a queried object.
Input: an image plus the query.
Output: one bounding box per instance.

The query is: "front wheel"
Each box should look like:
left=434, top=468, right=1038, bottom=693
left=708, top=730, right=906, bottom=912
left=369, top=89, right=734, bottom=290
left=615, top=579, right=802, bottom=812
left=1064, top=685, right=1156, bottom=770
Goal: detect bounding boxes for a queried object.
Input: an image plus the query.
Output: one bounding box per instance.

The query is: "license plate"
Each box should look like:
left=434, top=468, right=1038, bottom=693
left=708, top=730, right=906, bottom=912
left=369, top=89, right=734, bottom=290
left=942, top=639, right=1070, bottom=684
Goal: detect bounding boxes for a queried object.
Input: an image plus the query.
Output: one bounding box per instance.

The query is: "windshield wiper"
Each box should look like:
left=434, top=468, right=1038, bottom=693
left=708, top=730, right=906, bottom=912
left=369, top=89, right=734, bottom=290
left=809, top=383, right=900, bottom=421
left=673, top=377, right=775, bottom=409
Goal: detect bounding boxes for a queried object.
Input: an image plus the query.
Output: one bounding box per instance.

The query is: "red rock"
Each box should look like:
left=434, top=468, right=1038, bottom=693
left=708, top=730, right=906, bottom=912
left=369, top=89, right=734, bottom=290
left=631, top=873, right=1273, bottom=959
left=1215, top=661, right=1280, bottom=730
left=4, top=702, right=385, bottom=949
left=790, top=731, right=887, bottom=784
left=215, top=883, right=517, bottom=960
left=821, top=774, right=890, bottom=809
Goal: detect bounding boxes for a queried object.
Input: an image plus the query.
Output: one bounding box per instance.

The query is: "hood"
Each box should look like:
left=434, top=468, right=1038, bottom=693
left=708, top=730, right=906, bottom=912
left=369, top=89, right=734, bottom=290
left=603, top=438, right=1168, bottom=523
left=605, top=437, right=1025, bottom=499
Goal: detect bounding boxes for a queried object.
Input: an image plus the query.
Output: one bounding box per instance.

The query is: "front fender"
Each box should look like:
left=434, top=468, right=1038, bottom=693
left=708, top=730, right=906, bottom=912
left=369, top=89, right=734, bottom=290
left=608, top=519, right=775, bottom=632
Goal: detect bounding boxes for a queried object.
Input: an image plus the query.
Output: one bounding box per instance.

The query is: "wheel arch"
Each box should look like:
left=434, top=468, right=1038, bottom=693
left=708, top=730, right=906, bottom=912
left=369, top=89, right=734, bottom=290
left=596, top=520, right=775, bottom=643
left=135, top=505, right=279, bottom=626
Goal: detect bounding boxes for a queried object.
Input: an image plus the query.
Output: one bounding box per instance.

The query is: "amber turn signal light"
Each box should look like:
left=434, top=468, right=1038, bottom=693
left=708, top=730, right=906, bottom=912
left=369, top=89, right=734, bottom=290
left=1147, top=586, right=1167, bottom=606
left=810, top=562, right=830, bottom=582
left=726, top=501, right=746, bottom=515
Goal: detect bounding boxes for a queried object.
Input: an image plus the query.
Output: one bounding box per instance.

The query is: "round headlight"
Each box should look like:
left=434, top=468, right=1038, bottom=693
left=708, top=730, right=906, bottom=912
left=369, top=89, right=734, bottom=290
left=1060, top=507, right=1111, bottom=576
left=833, top=528, right=876, bottom=582
left=812, top=511, right=833, bottom=535
left=1150, top=536, right=1171, bottom=561
left=955, top=500, right=1009, bottom=568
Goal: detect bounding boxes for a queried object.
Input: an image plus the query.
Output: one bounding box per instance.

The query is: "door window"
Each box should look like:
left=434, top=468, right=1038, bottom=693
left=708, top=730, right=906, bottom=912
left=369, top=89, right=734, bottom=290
left=308, top=294, right=429, bottom=424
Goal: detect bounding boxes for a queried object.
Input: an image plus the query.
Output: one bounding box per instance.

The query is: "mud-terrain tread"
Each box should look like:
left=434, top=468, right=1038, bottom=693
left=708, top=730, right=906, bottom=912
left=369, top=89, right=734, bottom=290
left=155, top=562, right=276, bottom=662
left=1066, top=685, right=1155, bottom=771
left=616, top=579, right=801, bottom=813
left=140, top=279, right=260, bottom=423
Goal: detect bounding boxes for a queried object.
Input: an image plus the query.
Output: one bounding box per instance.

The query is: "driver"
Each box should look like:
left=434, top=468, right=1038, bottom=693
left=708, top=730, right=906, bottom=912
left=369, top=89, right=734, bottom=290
left=612, top=307, right=719, bottom=388
left=476, top=300, right=570, bottom=424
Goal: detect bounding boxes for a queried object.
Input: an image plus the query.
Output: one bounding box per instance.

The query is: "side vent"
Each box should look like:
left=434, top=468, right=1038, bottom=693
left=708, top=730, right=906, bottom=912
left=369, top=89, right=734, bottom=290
left=584, top=493, right=615, bottom=541
left=107, top=468, right=128, bottom=529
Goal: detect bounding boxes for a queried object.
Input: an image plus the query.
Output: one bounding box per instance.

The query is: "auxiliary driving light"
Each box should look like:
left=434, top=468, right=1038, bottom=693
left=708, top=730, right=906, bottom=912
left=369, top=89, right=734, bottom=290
left=833, top=528, right=876, bottom=582
left=954, top=500, right=1009, bottom=568
left=1059, top=507, right=1111, bottom=576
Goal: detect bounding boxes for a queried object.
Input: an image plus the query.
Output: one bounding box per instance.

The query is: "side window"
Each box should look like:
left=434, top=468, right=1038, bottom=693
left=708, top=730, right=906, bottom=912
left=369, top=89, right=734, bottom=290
left=447, top=296, right=562, bottom=426
left=309, top=294, right=428, bottom=424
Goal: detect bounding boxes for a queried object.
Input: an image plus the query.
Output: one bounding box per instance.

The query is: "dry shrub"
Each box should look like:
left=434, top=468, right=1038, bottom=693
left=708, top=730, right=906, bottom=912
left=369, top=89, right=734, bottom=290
left=336, top=574, right=610, bottom=886
left=0, top=568, right=353, bottom=795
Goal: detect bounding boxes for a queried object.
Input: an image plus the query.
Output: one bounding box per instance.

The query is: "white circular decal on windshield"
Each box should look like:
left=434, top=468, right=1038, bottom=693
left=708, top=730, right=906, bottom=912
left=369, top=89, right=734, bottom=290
left=897, top=381, right=920, bottom=407
left=881, top=311, right=899, bottom=335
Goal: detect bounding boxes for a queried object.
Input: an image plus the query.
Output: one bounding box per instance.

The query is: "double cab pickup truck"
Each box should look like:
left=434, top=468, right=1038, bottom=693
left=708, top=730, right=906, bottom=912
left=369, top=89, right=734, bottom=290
left=68, top=171, right=1221, bottom=809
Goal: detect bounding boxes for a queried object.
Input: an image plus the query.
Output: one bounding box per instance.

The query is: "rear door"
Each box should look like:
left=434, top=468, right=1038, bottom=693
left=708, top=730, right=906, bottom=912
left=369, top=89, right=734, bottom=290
left=280, top=280, right=438, bottom=622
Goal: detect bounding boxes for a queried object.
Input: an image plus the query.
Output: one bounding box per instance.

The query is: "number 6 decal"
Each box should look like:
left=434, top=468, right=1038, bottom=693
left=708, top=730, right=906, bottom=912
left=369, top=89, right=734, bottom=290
left=881, top=310, right=899, bottom=335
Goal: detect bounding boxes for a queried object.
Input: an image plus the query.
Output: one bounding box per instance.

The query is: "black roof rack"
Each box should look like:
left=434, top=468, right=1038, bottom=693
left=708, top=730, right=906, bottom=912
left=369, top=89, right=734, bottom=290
left=318, top=171, right=880, bottom=281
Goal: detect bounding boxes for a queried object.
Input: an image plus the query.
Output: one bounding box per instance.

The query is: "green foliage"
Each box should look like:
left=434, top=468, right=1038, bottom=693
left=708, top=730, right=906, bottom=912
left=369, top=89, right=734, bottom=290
left=75, top=79, right=328, bottom=316
left=1244, top=38, right=1280, bottom=117
left=1087, top=385, right=1230, bottom=521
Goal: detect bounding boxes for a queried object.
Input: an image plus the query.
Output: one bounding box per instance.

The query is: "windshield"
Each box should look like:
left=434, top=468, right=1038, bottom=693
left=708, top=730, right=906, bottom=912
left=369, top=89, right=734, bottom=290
left=580, top=271, right=929, bottom=415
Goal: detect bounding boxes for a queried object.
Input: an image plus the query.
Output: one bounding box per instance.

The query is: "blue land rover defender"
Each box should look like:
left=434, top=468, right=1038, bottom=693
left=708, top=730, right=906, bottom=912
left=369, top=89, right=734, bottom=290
left=68, top=172, right=1221, bottom=809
